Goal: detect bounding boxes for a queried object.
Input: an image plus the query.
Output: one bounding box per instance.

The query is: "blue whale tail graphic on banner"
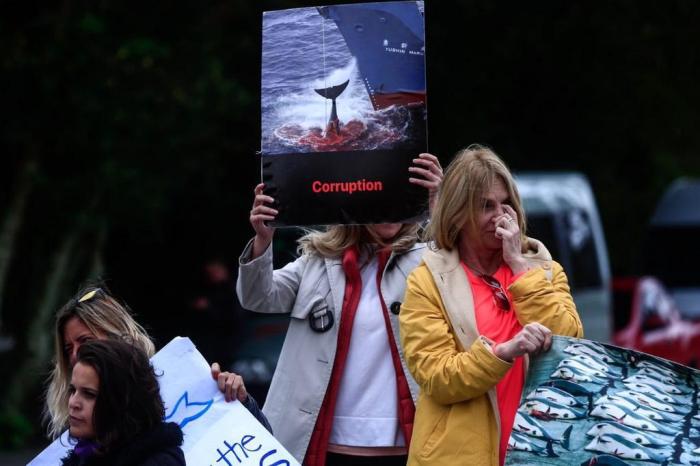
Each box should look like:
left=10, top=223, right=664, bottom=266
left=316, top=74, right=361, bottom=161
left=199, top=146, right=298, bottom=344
left=165, top=391, right=213, bottom=429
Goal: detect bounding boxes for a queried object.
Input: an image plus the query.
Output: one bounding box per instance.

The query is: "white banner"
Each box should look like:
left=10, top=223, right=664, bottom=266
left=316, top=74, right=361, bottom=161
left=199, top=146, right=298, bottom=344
left=29, top=337, right=298, bottom=466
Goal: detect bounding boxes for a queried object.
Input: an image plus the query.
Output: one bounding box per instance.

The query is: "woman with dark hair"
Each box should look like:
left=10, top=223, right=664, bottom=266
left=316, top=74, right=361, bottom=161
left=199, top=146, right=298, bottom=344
left=61, top=339, right=184, bottom=465
left=45, top=286, right=156, bottom=439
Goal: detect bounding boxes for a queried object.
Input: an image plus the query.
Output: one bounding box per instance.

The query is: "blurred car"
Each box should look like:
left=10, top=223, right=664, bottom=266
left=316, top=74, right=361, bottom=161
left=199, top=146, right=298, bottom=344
left=645, top=178, right=700, bottom=320
left=230, top=313, right=289, bottom=404
left=612, top=276, right=700, bottom=367
left=516, top=172, right=612, bottom=342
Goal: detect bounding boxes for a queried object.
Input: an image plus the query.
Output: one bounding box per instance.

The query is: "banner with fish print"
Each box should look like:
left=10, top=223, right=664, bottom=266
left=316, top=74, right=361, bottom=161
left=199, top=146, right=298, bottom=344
left=504, top=336, right=700, bottom=466
left=260, top=1, right=428, bottom=226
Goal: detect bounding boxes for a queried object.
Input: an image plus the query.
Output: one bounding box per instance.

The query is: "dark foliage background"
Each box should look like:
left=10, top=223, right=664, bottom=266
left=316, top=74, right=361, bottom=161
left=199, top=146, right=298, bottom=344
left=1, top=0, right=699, bottom=449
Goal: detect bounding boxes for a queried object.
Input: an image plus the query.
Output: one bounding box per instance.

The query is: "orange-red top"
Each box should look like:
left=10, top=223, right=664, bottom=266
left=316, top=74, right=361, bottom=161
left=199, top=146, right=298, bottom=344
left=463, top=263, right=525, bottom=466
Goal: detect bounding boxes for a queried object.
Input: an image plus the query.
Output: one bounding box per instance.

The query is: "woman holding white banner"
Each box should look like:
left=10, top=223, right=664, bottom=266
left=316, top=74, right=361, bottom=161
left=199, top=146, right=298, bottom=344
left=44, top=285, right=271, bottom=440
left=60, top=339, right=184, bottom=465
left=237, top=153, right=442, bottom=466
left=398, top=145, right=583, bottom=466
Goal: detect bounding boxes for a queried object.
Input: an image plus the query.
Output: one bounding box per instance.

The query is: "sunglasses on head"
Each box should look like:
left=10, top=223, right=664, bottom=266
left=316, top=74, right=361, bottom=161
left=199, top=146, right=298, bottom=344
left=78, top=288, right=103, bottom=303
left=478, top=274, right=511, bottom=311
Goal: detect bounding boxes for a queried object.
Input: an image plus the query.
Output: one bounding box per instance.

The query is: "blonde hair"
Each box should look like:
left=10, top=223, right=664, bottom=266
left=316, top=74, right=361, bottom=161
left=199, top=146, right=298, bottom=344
left=43, top=285, right=155, bottom=439
left=428, top=144, right=526, bottom=251
left=297, top=224, right=421, bottom=258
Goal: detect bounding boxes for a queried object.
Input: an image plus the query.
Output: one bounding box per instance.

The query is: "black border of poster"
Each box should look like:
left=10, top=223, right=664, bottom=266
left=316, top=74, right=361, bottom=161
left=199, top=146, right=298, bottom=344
left=263, top=148, right=428, bottom=226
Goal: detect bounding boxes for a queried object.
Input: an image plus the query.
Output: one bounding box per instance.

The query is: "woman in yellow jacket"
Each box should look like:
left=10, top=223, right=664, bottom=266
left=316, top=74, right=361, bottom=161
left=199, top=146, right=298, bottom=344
left=399, top=145, right=583, bottom=466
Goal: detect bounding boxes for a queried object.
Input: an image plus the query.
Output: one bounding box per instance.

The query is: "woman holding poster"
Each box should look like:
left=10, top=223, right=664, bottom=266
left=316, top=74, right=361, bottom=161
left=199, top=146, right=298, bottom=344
left=237, top=154, right=441, bottom=466
left=398, top=145, right=583, bottom=466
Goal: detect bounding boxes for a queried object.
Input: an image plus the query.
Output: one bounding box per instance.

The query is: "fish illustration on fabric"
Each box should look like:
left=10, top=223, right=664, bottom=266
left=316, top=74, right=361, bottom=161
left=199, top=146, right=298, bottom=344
left=584, top=434, right=671, bottom=463
left=551, top=365, right=610, bottom=385
left=569, top=354, right=623, bottom=377
left=594, top=394, right=684, bottom=423
left=637, top=362, right=680, bottom=380
left=508, top=431, right=559, bottom=457
left=614, top=389, right=690, bottom=414
left=586, top=421, right=671, bottom=447
left=526, top=386, right=585, bottom=408
left=564, top=343, right=621, bottom=365
left=622, top=381, right=685, bottom=405
left=590, top=403, right=678, bottom=436
left=512, top=412, right=574, bottom=450
left=506, top=336, right=700, bottom=466
left=637, top=367, right=687, bottom=386
left=558, top=359, right=620, bottom=381
left=624, top=374, right=692, bottom=395
left=542, top=379, right=599, bottom=411
left=520, top=397, right=588, bottom=420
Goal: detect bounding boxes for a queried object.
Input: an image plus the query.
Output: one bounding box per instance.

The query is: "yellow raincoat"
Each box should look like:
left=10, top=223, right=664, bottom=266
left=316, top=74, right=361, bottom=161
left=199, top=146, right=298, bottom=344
left=399, top=238, right=583, bottom=465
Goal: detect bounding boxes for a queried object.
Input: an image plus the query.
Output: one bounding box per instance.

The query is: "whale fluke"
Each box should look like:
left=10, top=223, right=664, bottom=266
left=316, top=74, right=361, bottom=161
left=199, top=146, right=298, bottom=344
left=314, top=79, right=350, bottom=136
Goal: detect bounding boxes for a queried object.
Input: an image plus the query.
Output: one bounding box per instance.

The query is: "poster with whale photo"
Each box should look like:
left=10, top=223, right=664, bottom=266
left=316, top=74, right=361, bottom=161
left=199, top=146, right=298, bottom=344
left=504, top=336, right=700, bottom=466
left=261, top=1, right=427, bottom=226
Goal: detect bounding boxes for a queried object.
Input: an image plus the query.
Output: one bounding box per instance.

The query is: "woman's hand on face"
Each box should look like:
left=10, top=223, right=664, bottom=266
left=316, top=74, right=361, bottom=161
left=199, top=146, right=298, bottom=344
left=408, top=153, right=443, bottom=213
left=211, top=362, right=249, bottom=403
left=495, top=204, right=528, bottom=274
left=250, top=183, right=277, bottom=258
left=494, top=322, right=552, bottom=362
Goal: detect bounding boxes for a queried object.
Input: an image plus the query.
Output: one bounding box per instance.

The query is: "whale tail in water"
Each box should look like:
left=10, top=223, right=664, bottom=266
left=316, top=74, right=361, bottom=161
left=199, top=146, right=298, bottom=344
left=314, top=79, right=350, bottom=137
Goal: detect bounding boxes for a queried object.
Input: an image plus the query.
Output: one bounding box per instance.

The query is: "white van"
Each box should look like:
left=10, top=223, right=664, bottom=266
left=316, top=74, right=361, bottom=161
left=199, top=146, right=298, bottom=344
left=516, top=173, right=612, bottom=342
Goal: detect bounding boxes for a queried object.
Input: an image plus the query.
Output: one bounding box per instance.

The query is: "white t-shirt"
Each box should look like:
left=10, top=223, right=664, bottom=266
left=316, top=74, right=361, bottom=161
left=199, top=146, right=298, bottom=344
left=328, top=256, right=404, bottom=447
